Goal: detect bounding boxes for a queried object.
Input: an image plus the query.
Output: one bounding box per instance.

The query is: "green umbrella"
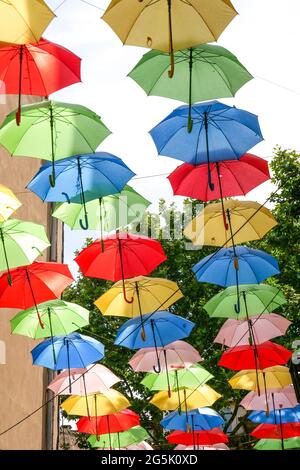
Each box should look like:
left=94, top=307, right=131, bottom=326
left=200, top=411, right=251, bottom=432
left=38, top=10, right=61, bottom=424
left=204, top=284, right=286, bottom=320
left=0, top=100, right=111, bottom=187
left=128, top=44, right=253, bottom=131
left=0, top=218, right=50, bottom=285
left=88, top=426, right=149, bottom=449
left=254, top=437, right=300, bottom=450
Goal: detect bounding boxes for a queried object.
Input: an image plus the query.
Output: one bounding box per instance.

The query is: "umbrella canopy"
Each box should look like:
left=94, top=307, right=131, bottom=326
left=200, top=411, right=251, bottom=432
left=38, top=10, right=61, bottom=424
left=126, top=441, right=153, bottom=451
left=77, top=409, right=140, bottom=434
left=240, top=386, right=298, bottom=412
left=48, top=364, right=120, bottom=396
left=31, top=332, right=105, bottom=370
left=184, top=199, right=277, bottom=247
left=249, top=405, right=300, bottom=424
left=214, top=314, right=292, bottom=347
left=141, top=365, right=213, bottom=391
left=129, top=340, right=202, bottom=372
left=204, top=284, right=286, bottom=320
left=168, top=154, right=270, bottom=201
left=61, top=390, right=130, bottom=417
left=0, top=0, right=54, bottom=44
left=193, top=246, right=279, bottom=287
left=229, top=366, right=293, bottom=392
left=0, top=218, right=50, bottom=284
left=11, top=299, right=90, bottom=339
left=52, top=185, right=150, bottom=231
left=218, top=341, right=292, bottom=370
left=150, top=385, right=221, bottom=411
left=174, top=443, right=229, bottom=450
left=0, top=184, right=21, bottom=221
left=254, top=437, right=300, bottom=451
left=161, top=407, right=224, bottom=431
left=88, top=426, right=149, bottom=449
left=251, top=422, right=300, bottom=440
left=167, top=428, right=228, bottom=445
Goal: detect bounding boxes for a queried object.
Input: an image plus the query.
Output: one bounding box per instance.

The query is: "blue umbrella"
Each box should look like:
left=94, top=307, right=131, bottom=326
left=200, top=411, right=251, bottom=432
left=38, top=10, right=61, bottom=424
left=150, top=100, right=263, bottom=190
left=249, top=405, right=300, bottom=424
left=161, top=408, right=225, bottom=432
left=114, top=311, right=195, bottom=372
left=27, top=153, right=135, bottom=229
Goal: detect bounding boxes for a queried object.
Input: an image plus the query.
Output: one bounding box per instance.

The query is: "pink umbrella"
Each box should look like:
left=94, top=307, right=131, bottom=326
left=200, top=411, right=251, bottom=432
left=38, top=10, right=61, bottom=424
left=241, top=385, right=299, bottom=411
left=214, top=314, right=291, bottom=347
left=129, top=340, right=202, bottom=372
left=174, top=443, right=229, bottom=450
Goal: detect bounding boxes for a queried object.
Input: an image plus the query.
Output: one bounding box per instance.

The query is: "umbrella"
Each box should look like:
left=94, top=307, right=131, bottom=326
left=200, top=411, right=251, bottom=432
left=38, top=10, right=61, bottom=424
left=240, top=386, right=299, bottom=412
left=114, top=311, right=195, bottom=372
left=0, top=218, right=50, bottom=285
left=28, top=154, right=135, bottom=230
left=61, top=390, right=130, bottom=418
left=77, top=409, right=140, bottom=434
left=129, top=340, right=202, bottom=372
left=204, top=284, right=286, bottom=320
left=167, top=428, right=228, bottom=446
left=150, top=101, right=263, bottom=190
left=0, top=100, right=111, bottom=187
left=128, top=44, right=252, bottom=130
left=0, top=38, right=81, bottom=125
left=214, top=314, right=292, bottom=347
left=254, top=437, right=300, bottom=451
left=161, top=407, right=224, bottom=431
left=249, top=405, right=300, bottom=424
left=52, top=185, right=150, bottom=232
left=0, top=184, right=21, bottom=221
left=251, top=423, right=300, bottom=441
left=75, top=232, right=167, bottom=302
left=229, top=366, right=293, bottom=393
left=126, top=441, right=153, bottom=451
left=168, top=154, right=270, bottom=202
left=102, top=0, right=237, bottom=77
left=184, top=199, right=277, bottom=247
left=150, top=385, right=222, bottom=411
left=175, top=443, right=229, bottom=450
left=0, top=0, right=54, bottom=44
left=0, top=262, right=74, bottom=327
left=88, top=426, right=149, bottom=450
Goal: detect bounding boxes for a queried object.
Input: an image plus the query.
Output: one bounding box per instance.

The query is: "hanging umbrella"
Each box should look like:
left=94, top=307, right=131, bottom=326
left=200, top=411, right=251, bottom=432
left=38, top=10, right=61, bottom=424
left=52, top=185, right=150, bottom=232
left=150, top=385, right=221, bottom=411
left=254, top=437, right=300, bottom=451
left=161, top=407, right=224, bottom=431
left=251, top=423, right=300, bottom=440
left=129, top=340, right=202, bottom=372
left=214, top=314, right=291, bottom=347
left=0, top=38, right=81, bottom=124
left=0, top=184, right=21, bottom=221
left=28, top=154, right=135, bottom=230
left=229, top=366, right=293, bottom=393
left=75, top=232, right=167, bottom=302
left=0, top=218, right=50, bottom=285
left=129, top=44, right=252, bottom=130
left=249, top=405, right=300, bottom=424
left=141, top=365, right=213, bottom=392
left=175, top=443, right=229, bottom=450
left=61, top=390, right=130, bottom=417
left=184, top=199, right=277, bottom=247
left=88, top=426, right=149, bottom=450
left=77, top=409, right=140, bottom=434
left=102, top=0, right=237, bottom=78
left=126, top=441, right=153, bottom=451
left=0, top=0, right=54, bottom=44
left=240, top=386, right=298, bottom=412
left=0, top=100, right=111, bottom=187
left=168, top=154, right=270, bottom=202
left=167, top=428, right=228, bottom=446
left=150, top=101, right=263, bottom=190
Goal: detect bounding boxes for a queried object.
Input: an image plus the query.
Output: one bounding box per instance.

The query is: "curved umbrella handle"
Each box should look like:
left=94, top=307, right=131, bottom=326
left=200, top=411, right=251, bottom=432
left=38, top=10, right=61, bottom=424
left=16, top=108, right=21, bottom=126
left=62, top=192, right=71, bottom=204
left=234, top=297, right=240, bottom=314
left=187, top=116, right=193, bottom=133
left=153, top=362, right=161, bottom=374
left=168, top=50, right=174, bottom=78
left=79, top=212, right=89, bottom=230
left=122, top=281, right=133, bottom=304
left=49, top=170, right=56, bottom=188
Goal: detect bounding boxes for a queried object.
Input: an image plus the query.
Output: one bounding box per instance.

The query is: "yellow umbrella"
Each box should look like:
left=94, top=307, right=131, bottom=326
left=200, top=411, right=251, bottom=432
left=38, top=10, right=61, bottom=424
left=0, top=0, right=55, bottom=44
left=102, top=0, right=237, bottom=77
left=184, top=199, right=277, bottom=247
left=229, top=366, right=292, bottom=392
left=61, top=390, right=130, bottom=417
left=0, top=184, right=21, bottom=221
left=150, top=384, right=221, bottom=411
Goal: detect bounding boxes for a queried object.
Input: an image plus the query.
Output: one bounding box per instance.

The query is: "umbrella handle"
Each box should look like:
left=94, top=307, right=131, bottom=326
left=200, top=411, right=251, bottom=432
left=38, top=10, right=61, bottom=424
left=62, top=192, right=71, bottom=204
left=234, top=298, right=240, bottom=314
left=49, top=171, right=56, bottom=188
left=153, top=362, right=161, bottom=374
left=167, top=0, right=174, bottom=78
left=151, top=320, right=162, bottom=373
left=187, top=115, right=193, bottom=133
left=79, top=213, right=89, bottom=230
left=208, top=165, right=214, bottom=191
left=16, top=108, right=21, bottom=126
left=122, top=281, right=133, bottom=304
left=168, top=50, right=174, bottom=79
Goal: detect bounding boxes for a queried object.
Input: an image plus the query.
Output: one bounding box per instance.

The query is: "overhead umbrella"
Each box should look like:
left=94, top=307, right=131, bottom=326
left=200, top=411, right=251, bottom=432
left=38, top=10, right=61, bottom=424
left=61, top=390, right=130, bottom=417
left=184, top=199, right=277, bottom=247
left=175, top=443, right=229, bottom=451
left=251, top=423, right=300, bottom=441
left=129, top=340, right=202, bottom=372
left=249, top=405, right=300, bottom=425
left=0, top=100, right=111, bottom=187
left=214, top=314, right=292, bottom=348
left=102, top=0, right=237, bottom=77
left=167, top=428, right=228, bottom=446
left=161, top=407, right=224, bottom=432
left=150, top=101, right=263, bottom=190
left=168, top=154, right=270, bottom=203
left=28, top=154, right=135, bottom=230
left=229, top=366, right=293, bottom=393
left=75, top=232, right=167, bottom=302
left=52, top=185, right=150, bottom=232
left=240, top=386, right=299, bottom=412
left=0, top=184, right=21, bottom=221
left=254, top=437, right=300, bottom=451
left=0, top=0, right=54, bottom=44
left=0, top=218, right=50, bottom=285
left=77, top=409, right=140, bottom=434
left=128, top=44, right=252, bottom=130
left=88, top=426, right=149, bottom=450
left=0, top=38, right=81, bottom=124
left=150, top=385, right=221, bottom=411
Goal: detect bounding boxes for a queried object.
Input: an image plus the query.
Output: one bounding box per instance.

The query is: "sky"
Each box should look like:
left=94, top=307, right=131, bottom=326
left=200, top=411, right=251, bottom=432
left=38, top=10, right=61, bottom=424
left=44, top=0, right=300, bottom=271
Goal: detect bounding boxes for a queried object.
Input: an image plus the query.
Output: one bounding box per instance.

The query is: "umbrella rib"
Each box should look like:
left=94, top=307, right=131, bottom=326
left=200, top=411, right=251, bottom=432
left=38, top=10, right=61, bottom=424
left=10, top=3, right=40, bottom=43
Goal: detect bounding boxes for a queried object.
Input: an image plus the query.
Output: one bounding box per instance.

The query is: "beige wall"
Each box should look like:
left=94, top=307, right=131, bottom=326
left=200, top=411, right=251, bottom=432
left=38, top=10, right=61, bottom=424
left=0, top=96, right=61, bottom=450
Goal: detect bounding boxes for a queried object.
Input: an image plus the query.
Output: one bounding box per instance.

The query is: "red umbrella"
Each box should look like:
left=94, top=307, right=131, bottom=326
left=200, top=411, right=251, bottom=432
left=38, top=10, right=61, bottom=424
left=77, top=409, right=140, bottom=435
left=0, top=262, right=74, bottom=327
left=0, top=38, right=81, bottom=124
left=75, top=232, right=167, bottom=303
left=167, top=428, right=228, bottom=447
left=251, top=422, right=300, bottom=439
left=218, top=341, right=292, bottom=371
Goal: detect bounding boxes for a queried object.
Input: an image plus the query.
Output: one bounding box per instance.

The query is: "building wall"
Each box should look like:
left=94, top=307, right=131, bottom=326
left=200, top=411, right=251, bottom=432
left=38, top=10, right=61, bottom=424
left=0, top=95, right=61, bottom=450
